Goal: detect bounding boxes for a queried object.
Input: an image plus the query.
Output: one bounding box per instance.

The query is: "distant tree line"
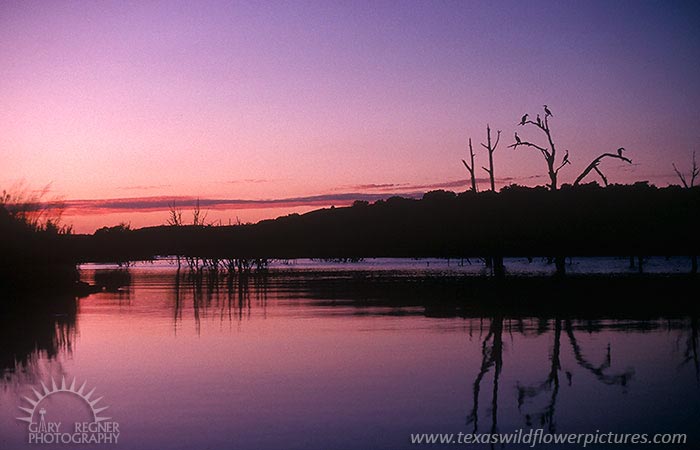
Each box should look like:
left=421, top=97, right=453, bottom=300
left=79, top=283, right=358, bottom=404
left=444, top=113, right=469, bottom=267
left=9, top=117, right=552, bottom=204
left=64, top=183, right=699, bottom=275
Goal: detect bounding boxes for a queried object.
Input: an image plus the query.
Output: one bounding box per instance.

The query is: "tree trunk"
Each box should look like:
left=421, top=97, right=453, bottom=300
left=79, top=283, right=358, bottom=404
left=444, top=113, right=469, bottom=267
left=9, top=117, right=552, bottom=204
left=549, top=170, right=557, bottom=191
left=493, top=256, right=505, bottom=279
left=488, top=146, right=495, bottom=192
left=555, top=256, right=566, bottom=277
left=469, top=139, right=477, bottom=192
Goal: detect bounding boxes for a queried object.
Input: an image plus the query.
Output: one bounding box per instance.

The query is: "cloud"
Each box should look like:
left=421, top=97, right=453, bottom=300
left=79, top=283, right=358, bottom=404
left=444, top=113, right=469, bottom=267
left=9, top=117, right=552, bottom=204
left=340, top=183, right=409, bottom=191
left=57, top=192, right=422, bottom=215
left=117, top=184, right=172, bottom=191
left=56, top=174, right=548, bottom=217
left=223, top=179, right=271, bottom=184
left=339, top=175, right=545, bottom=192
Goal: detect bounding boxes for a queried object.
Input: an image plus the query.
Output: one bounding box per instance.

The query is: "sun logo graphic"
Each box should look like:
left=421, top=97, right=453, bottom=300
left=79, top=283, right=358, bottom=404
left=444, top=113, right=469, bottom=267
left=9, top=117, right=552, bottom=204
left=17, top=376, right=120, bottom=445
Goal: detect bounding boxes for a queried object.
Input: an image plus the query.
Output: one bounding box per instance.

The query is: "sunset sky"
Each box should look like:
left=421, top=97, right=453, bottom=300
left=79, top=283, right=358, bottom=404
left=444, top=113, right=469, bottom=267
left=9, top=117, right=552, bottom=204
left=2, top=0, right=699, bottom=232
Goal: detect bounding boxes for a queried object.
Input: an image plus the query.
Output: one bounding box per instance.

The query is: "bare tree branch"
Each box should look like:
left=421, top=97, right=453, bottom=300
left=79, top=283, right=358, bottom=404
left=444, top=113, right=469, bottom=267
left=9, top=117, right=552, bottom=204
left=462, top=138, right=478, bottom=192
left=508, top=141, right=551, bottom=159
left=574, top=153, right=632, bottom=186
left=492, top=130, right=501, bottom=150
left=673, top=163, right=689, bottom=188
left=522, top=120, right=547, bottom=132
left=593, top=165, right=608, bottom=186
left=554, top=151, right=571, bottom=175
left=672, top=151, right=698, bottom=188
left=510, top=106, right=564, bottom=190
left=480, top=125, right=500, bottom=192
left=167, top=202, right=183, bottom=226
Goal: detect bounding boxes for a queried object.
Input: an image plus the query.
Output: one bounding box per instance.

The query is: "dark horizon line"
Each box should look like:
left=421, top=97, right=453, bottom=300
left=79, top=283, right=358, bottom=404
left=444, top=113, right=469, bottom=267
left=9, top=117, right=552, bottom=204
left=8, top=177, right=690, bottom=219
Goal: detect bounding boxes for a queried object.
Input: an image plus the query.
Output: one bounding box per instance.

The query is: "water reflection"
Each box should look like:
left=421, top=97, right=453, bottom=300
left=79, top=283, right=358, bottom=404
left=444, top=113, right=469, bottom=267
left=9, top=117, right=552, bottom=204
left=170, top=270, right=271, bottom=334
left=94, top=269, right=131, bottom=294
left=514, top=320, right=634, bottom=431
left=0, top=295, right=77, bottom=386
left=680, top=317, right=699, bottom=382
left=1, top=268, right=699, bottom=449
left=466, top=315, right=503, bottom=435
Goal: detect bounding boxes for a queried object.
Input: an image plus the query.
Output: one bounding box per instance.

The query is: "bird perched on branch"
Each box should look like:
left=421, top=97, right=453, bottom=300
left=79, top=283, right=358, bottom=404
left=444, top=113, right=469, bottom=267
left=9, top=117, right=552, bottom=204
left=536, top=114, right=541, bottom=127
left=563, top=150, right=570, bottom=165
left=544, top=105, right=553, bottom=117
left=617, top=147, right=625, bottom=157
left=520, top=114, right=528, bottom=125
left=515, top=132, right=521, bottom=144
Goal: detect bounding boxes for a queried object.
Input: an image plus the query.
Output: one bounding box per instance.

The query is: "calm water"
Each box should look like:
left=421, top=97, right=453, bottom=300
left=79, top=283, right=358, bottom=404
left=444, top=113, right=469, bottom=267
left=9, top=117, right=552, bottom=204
left=1, top=260, right=699, bottom=449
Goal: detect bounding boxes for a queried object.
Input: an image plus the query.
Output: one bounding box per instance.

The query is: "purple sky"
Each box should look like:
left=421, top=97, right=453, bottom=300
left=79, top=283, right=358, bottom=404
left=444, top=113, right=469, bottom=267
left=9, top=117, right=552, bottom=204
left=2, top=0, right=699, bottom=231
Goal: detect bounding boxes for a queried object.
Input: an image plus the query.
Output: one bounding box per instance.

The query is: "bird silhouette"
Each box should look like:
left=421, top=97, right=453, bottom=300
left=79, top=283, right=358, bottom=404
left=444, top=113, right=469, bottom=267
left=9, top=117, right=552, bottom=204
left=520, top=114, right=528, bottom=125
left=563, top=150, right=570, bottom=165
left=536, top=114, right=541, bottom=126
left=515, top=132, right=521, bottom=144
left=617, top=147, right=625, bottom=157
left=544, top=105, right=552, bottom=117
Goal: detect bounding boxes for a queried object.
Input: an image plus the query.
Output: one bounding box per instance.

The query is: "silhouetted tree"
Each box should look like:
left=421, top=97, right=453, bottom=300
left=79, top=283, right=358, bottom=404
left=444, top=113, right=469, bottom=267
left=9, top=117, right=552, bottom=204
left=671, top=152, right=698, bottom=273
left=574, top=149, right=632, bottom=186
left=167, top=201, right=183, bottom=227
left=480, top=125, right=501, bottom=192
left=166, top=198, right=210, bottom=275
left=509, top=106, right=575, bottom=276
left=1, top=184, right=70, bottom=233
left=167, top=202, right=184, bottom=270
left=469, top=125, right=504, bottom=276
left=461, top=138, right=478, bottom=193
left=94, top=222, right=132, bottom=235
left=192, top=198, right=208, bottom=226
left=673, top=151, right=698, bottom=188
left=509, top=106, right=569, bottom=191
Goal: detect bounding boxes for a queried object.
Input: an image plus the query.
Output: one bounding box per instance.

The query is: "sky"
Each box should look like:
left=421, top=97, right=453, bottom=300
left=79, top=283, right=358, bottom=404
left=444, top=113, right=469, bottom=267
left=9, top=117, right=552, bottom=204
left=2, top=0, right=699, bottom=232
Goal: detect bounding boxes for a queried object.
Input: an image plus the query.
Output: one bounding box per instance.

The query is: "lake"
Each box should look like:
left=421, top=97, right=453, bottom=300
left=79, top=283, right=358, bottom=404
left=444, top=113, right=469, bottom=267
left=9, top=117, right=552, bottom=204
left=1, top=259, right=698, bottom=449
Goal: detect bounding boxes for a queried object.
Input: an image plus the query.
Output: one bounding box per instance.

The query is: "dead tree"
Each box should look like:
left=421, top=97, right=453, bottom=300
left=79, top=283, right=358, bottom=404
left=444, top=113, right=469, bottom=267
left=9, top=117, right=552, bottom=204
left=574, top=150, right=632, bottom=186
left=508, top=106, right=569, bottom=191
left=480, top=125, right=501, bottom=192
left=192, top=198, right=208, bottom=226
left=671, top=152, right=698, bottom=274
left=573, top=150, right=635, bottom=268
left=461, top=138, right=478, bottom=192
left=472, top=125, right=504, bottom=277
left=167, top=202, right=184, bottom=271
left=509, top=106, right=573, bottom=276
left=672, top=151, right=698, bottom=188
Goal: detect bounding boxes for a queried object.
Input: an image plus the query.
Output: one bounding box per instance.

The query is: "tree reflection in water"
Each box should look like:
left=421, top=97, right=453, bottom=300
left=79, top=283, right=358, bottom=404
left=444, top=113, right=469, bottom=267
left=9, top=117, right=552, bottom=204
left=0, top=295, right=77, bottom=387
left=464, top=315, right=700, bottom=437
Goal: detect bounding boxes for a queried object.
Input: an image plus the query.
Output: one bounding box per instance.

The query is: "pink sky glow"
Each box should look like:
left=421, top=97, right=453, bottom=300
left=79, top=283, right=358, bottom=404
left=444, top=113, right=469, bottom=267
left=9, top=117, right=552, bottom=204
left=2, top=1, right=699, bottom=232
